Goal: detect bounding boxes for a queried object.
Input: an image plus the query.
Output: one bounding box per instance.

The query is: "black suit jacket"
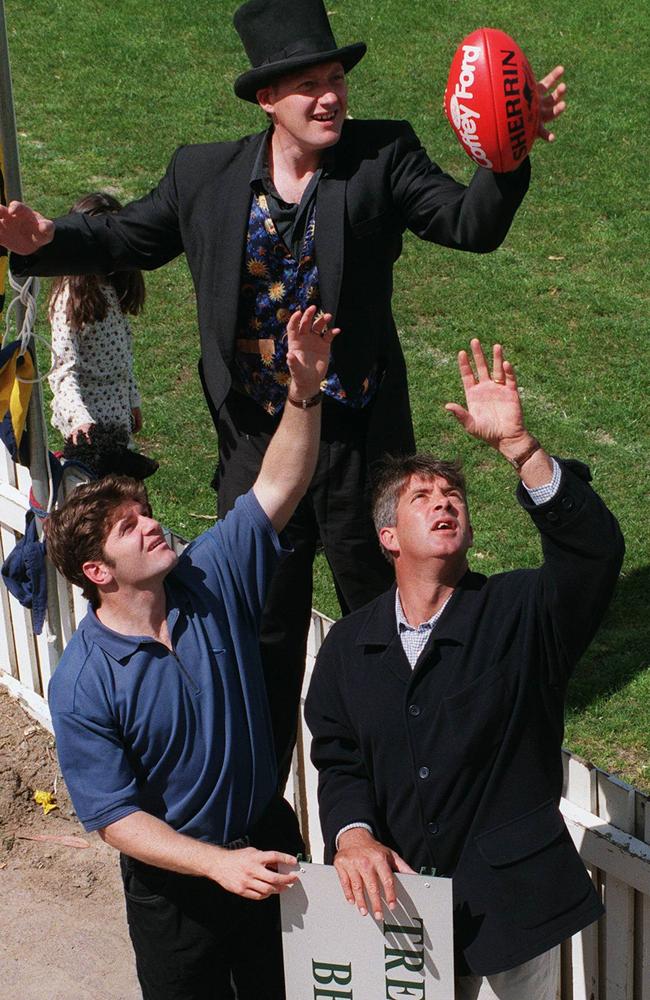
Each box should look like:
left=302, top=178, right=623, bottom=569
left=12, top=120, right=529, bottom=458
left=305, top=460, right=624, bottom=975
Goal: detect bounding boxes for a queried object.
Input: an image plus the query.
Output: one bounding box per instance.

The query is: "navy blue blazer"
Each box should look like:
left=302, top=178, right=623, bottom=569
left=305, top=460, right=624, bottom=975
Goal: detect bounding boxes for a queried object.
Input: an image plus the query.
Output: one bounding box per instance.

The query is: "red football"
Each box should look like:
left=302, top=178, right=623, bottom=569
left=444, top=27, right=540, bottom=173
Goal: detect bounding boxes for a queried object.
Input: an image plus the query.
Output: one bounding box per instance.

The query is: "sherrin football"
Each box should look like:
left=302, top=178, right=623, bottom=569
left=444, top=28, right=540, bottom=173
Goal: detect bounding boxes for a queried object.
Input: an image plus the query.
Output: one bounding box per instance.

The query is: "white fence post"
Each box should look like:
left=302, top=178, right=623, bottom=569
left=563, top=751, right=600, bottom=999
left=598, top=774, right=636, bottom=999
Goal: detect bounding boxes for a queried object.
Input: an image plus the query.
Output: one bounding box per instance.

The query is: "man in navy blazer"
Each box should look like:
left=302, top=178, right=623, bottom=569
left=305, top=340, right=624, bottom=999
left=1, top=0, right=567, bottom=787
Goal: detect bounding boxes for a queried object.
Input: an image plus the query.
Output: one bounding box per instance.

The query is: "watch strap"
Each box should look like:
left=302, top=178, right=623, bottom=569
left=508, top=437, right=541, bottom=471
left=287, top=390, right=322, bottom=410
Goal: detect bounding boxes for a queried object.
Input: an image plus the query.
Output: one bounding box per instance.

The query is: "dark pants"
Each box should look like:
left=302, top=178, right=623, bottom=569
left=215, top=390, right=395, bottom=786
left=121, top=798, right=303, bottom=1000
left=121, top=859, right=284, bottom=999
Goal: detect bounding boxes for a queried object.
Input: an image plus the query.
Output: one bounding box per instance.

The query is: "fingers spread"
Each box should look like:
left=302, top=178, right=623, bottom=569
left=491, top=343, right=505, bottom=384
left=298, top=304, right=318, bottom=337
left=503, top=360, right=517, bottom=388
left=311, top=310, right=331, bottom=334
left=457, top=350, right=477, bottom=391
left=538, top=65, right=564, bottom=92
left=537, top=125, right=555, bottom=143
left=470, top=338, right=490, bottom=380
left=444, top=402, right=469, bottom=426
left=286, top=310, right=302, bottom=336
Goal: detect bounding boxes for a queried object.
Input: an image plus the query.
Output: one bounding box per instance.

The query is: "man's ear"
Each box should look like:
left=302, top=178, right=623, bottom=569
left=256, top=86, right=275, bottom=115
left=379, top=525, right=399, bottom=559
left=82, top=560, right=114, bottom=588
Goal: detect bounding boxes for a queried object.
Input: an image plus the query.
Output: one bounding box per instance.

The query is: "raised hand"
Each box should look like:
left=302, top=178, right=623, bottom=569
left=0, top=201, right=54, bottom=254
left=445, top=339, right=527, bottom=451
left=446, top=339, right=553, bottom=483
left=285, top=304, right=340, bottom=398
left=535, top=65, right=567, bottom=144
left=253, top=304, right=341, bottom=530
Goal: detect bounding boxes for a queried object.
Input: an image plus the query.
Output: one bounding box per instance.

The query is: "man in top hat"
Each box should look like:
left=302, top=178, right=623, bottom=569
left=2, top=0, right=567, bottom=791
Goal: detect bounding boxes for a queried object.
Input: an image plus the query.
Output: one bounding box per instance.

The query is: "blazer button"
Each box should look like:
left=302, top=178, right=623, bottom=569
left=418, top=766, right=430, bottom=779
left=427, top=821, right=439, bottom=835
left=546, top=510, right=560, bottom=523
left=408, top=704, right=421, bottom=717
left=561, top=495, right=575, bottom=511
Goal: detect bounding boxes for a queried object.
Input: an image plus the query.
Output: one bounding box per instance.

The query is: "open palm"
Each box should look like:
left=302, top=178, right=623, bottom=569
left=445, top=340, right=526, bottom=449
left=285, top=305, right=340, bottom=393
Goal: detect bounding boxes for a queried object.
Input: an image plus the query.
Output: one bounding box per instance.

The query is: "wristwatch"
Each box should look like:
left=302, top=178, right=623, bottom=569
left=507, top=437, right=541, bottom=470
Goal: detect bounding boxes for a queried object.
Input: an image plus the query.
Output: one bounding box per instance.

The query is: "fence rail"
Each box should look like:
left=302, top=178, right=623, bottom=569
left=0, top=454, right=648, bottom=999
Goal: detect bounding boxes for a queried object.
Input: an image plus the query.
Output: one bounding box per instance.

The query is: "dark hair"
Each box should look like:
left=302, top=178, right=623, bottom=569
left=48, top=192, right=145, bottom=330
left=44, top=475, right=150, bottom=607
left=372, top=454, right=467, bottom=563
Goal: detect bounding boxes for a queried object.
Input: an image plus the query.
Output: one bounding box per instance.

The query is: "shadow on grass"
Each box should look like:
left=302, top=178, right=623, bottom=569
left=567, top=565, right=650, bottom=713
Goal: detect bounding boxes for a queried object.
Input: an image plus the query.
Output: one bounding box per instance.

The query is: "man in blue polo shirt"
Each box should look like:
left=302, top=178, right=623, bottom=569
left=44, top=306, right=336, bottom=1000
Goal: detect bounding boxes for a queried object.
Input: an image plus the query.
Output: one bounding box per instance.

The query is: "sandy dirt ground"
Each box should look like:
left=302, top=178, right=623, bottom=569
left=0, top=687, right=140, bottom=999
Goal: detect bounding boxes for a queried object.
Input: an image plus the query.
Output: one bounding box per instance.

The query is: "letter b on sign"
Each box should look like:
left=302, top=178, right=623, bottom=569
left=313, top=960, right=353, bottom=998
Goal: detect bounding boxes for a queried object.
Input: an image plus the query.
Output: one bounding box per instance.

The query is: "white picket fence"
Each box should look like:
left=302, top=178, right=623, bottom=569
left=0, top=454, right=648, bottom=999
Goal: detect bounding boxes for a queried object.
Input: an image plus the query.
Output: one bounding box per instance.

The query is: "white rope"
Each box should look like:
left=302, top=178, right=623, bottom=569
left=4, top=269, right=40, bottom=350
left=3, top=270, right=59, bottom=383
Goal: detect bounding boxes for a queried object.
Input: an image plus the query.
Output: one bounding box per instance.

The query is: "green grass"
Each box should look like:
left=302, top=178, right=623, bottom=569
left=4, top=0, right=648, bottom=790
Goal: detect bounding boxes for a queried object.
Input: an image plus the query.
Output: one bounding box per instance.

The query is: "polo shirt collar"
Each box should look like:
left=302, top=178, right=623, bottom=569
left=80, top=583, right=184, bottom=663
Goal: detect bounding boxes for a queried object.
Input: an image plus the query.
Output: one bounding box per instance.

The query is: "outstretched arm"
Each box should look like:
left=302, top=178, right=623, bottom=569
left=0, top=201, right=54, bottom=254
left=253, top=305, right=339, bottom=532
left=446, top=339, right=624, bottom=672
left=445, top=338, right=553, bottom=487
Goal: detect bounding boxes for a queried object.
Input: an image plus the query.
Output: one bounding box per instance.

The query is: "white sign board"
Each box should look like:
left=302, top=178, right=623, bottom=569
left=280, top=862, right=454, bottom=998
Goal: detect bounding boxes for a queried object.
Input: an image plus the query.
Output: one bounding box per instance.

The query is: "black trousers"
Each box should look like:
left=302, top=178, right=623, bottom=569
left=121, top=859, right=284, bottom=999
left=215, top=390, right=395, bottom=787
left=121, top=798, right=303, bottom=1000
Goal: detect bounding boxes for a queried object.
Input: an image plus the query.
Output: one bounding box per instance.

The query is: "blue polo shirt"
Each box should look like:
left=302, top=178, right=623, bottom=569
left=48, top=490, right=288, bottom=845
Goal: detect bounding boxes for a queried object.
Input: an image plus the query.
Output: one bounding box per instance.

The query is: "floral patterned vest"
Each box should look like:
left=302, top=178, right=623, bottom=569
left=234, top=192, right=376, bottom=415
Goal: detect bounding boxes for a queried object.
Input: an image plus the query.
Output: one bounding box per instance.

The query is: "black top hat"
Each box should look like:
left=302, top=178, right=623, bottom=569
left=233, top=0, right=366, bottom=103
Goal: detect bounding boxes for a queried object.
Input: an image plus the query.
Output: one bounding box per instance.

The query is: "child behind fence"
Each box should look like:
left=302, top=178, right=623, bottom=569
left=47, top=192, right=156, bottom=479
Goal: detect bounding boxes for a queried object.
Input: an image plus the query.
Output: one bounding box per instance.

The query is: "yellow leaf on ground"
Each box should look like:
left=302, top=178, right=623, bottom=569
left=33, top=789, right=58, bottom=815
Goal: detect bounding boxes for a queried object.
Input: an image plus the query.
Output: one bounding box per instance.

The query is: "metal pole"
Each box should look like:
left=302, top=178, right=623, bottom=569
left=0, top=0, right=21, bottom=201
left=0, top=0, right=50, bottom=505
left=0, top=0, right=63, bottom=660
